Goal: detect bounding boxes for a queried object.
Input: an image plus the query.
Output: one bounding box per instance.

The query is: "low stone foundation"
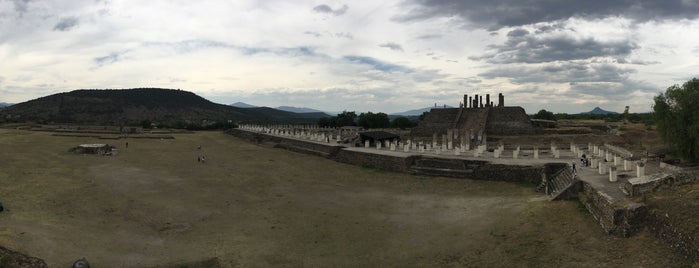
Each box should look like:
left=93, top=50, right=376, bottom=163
left=227, top=129, right=551, bottom=183
left=578, top=181, right=647, bottom=237
left=624, top=168, right=699, bottom=197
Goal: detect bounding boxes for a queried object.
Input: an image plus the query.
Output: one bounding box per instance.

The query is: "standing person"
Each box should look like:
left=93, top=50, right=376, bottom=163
left=572, top=161, right=577, bottom=174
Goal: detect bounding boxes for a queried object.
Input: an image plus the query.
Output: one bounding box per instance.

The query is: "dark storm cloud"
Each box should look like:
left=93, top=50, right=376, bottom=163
left=53, top=17, right=79, bottom=31
left=394, top=0, right=699, bottom=29
left=479, top=61, right=635, bottom=84
left=379, top=42, right=404, bottom=51
left=313, top=4, right=349, bottom=16
left=472, top=29, right=637, bottom=63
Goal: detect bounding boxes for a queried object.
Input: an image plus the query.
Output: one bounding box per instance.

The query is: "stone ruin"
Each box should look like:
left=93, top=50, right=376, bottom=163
left=69, top=144, right=117, bottom=155
left=410, top=93, right=535, bottom=139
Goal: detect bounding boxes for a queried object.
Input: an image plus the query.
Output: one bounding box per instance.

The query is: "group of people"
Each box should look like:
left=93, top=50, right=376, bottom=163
left=196, top=145, right=206, bottom=163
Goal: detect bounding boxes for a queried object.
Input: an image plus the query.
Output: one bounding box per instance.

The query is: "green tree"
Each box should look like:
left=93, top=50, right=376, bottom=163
left=532, top=109, right=556, bottom=121
left=391, top=116, right=415, bottom=129
left=653, top=78, right=699, bottom=162
left=336, top=111, right=357, bottom=127
left=357, top=112, right=390, bottom=129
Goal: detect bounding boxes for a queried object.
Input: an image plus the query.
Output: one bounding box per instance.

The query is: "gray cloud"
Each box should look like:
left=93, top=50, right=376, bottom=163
left=12, top=0, right=29, bottom=14
left=94, top=51, right=128, bottom=67
left=303, top=31, right=353, bottom=39
left=313, top=4, right=349, bottom=16
left=303, top=31, right=322, bottom=37
left=472, top=30, right=638, bottom=64
left=379, top=42, right=404, bottom=51
left=53, top=17, right=79, bottom=31
left=479, top=62, right=635, bottom=84
left=394, top=0, right=699, bottom=29
left=343, top=55, right=412, bottom=73
left=416, top=34, right=442, bottom=40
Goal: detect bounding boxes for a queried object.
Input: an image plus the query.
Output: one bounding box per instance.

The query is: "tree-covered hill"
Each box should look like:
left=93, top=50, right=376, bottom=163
left=0, top=88, right=324, bottom=127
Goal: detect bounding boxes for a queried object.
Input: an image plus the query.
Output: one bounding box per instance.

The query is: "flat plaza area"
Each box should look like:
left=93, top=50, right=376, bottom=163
left=0, top=129, right=692, bottom=267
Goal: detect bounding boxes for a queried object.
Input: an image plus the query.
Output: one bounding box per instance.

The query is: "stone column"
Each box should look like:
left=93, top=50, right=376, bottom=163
left=494, top=149, right=500, bottom=158
left=432, top=133, right=438, bottom=149
left=454, top=147, right=460, bottom=155
left=534, top=148, right=539, bottom=159
left=591, top=158, right=598, bottom=168
left=614, top=155, right=620, bottom=166
left=365, top=140, right=370, bottom=148
left=609, top=166, right=618, bottom=182
left=636, top=162, right=645, bottom=178
left=512, top=150, right=519, bottom=159
left=624, top=160, right=630, bottom=171
left=599, top=162, right=606, bottom=174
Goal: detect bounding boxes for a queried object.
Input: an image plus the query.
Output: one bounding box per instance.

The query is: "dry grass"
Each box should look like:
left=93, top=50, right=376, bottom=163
left=0, top=129, right=691, bottom=267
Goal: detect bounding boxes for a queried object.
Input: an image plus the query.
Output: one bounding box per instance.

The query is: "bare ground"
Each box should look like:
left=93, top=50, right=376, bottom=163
left=0, top=129, right=692, bottom=267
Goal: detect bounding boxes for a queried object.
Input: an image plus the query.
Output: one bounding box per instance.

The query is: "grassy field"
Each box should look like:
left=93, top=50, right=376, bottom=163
left=0, top=129, right=692, bottom=267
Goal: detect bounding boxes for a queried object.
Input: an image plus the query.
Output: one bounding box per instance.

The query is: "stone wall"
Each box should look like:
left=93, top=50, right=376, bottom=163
left=578, top=181, right=647, bottom=237
left=623, top=168, right=699, bottom=197
left=227, top=129, right=551, bottom=184
left=334, top=150, right=417, bottom=173
left=485, top=107, right=535, bottom=135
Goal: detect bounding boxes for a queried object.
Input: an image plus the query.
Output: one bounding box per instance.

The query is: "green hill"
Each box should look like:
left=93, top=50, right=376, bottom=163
left=0, top=88, right=324, bottom=128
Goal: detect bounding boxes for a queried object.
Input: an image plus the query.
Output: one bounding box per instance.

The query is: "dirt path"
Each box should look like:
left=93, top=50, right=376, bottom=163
left=0, top=129, right=691, bottom=267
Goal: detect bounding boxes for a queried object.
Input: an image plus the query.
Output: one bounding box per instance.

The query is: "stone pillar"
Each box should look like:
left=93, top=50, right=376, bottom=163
left=463, top=94, right=468, bottom=108
left=486, top=94, right=490, bottom=107
left=494, top=149, right=500, bottom=158
left=614, top=155, right=620, bottom=166
left=599, top=162, right=606, bottom=175
left=512, top=150, right=518, bottom=159
left=432, top=133, right=438, bottom=149
left=376, top=142, right=381, bottom=150
left=534, top=148, right=539, bottom=159
left=591, top=158, right=598, bottom=168
left=636, top=162, right=645, bottom=178
left=454, top=147, right=460, bottom=155
left=479, top=95, right=483, bottom=108
left=609, top=166, right=618, bottom=182
left=624, top=160, right=630, bottom=171
left=364, top=140, right=370, bottom=148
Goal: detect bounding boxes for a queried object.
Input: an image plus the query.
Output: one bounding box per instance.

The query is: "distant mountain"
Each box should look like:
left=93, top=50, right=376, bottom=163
left=581, top=107, right=618, bottom=115
left=0, top=88, right=326, bottom=127
left=391, top=105, right=455, bottom=116
left=0, top=102, right=12, bottom=108
left=275, top=106, right=329, bottom=115
left=230, top=102, right=258, bottom=108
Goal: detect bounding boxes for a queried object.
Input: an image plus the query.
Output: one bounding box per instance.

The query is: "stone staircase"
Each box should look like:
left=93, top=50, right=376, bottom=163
left=455, top=108, right=489, bottom=135
left=537, top=166, right=578, bottom=200
left=410, top=108, right=460, bottom=137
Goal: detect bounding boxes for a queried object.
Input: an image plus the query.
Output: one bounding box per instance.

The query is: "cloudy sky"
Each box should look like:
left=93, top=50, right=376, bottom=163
left=1, top=0, right=698, bottom=114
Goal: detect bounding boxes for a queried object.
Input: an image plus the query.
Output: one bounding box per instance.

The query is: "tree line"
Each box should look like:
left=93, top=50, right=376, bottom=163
left=317, top=111, right=416, bottom=129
